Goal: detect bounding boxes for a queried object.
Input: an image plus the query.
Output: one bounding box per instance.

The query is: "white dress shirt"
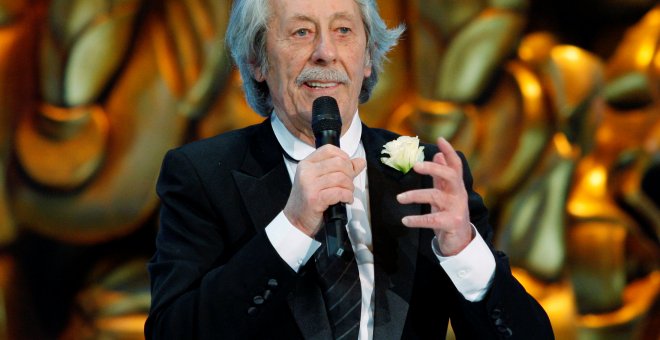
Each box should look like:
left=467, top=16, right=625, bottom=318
left=265, top=112, right=496, bottom=340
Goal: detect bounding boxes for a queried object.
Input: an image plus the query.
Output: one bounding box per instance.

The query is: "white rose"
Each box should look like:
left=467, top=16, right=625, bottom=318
left=380, top=136, right=425, bottom=174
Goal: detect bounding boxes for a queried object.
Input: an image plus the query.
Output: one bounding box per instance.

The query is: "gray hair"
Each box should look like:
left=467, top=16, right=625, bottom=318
left=225, top=0, right=405, bottom=116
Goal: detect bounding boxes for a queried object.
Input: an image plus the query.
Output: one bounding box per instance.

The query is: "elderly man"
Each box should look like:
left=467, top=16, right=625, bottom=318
left=145, top=0, right=554, bottom=339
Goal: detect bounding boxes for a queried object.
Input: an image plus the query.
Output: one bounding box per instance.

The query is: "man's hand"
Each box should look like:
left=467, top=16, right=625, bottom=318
left=284, top=145, right=366, bottom=237
left=396, top=137, right=473, bottom=256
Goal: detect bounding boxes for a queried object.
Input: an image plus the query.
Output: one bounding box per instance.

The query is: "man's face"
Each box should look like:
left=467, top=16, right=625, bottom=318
left=256, top=0, right=372, bottom=143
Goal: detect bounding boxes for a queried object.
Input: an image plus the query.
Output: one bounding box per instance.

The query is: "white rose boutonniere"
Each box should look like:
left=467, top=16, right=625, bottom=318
left=380, top=136, right=425, bottom=174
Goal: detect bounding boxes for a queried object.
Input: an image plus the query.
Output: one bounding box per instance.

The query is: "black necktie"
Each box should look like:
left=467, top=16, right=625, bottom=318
left=315, top=224, right=362, bottom=339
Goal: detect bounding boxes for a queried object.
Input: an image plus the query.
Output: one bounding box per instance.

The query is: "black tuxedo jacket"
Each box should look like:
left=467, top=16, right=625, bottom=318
left=145, top=119, right=553, bottom=339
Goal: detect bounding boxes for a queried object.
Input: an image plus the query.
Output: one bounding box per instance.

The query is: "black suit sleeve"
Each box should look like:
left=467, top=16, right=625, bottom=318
left=448, top=153, right=555, bottom=339
left=145, top=149, right=298, bottom=339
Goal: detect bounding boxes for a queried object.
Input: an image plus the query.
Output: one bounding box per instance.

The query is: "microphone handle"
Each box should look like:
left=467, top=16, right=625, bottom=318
left=315, top=130, right=348, bottom=257
left=314, top=130, right=340, bottom=148
left=323, top=211, right=347, bottom=257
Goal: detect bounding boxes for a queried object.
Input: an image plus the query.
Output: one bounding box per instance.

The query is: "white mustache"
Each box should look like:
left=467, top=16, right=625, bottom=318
left=295, top=67, right=350, bottom=86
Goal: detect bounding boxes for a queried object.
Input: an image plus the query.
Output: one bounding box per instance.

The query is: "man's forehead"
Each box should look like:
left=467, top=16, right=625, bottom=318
left=269, top=0, right=362, bottom=21
left=287, top=11, right=359, bottom=23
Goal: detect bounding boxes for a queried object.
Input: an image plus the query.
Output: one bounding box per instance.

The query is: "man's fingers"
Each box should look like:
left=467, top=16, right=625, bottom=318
left=319, top=187, right=355, bottom=206
left=351, top=158, right=366, bottom=176
left=412, top=161, right=462, bottom=191
left=411, top=138, right=463, bottom=191
left=296, top=154, right=365, bottom=210
left=436, top=137, right=462, bottom=173
left=289, top=144, right=364, bottom=233
left=433, top=152, right=447, bottom=166
left=401, top=211, right=469, bottom=230
left=316, top=156, right=355, bottom=176
left=396, top=188, right=444, bottom=206
left=305, top=151, right=363, bottom=179
left=306, top=144, right=350, bottom=162
left=316, top=171, right=355, bottom=191
left=401, top=211, right=453, bottom=229
left=315, top=158, right=364, bottom=207
left=413, top=161, right=455, bottom=179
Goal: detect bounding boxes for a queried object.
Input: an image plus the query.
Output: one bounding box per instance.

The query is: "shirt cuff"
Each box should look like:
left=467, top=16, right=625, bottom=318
left=265, top=211, right=321, bottom=272
left=432, top=224, right=496, bottom=302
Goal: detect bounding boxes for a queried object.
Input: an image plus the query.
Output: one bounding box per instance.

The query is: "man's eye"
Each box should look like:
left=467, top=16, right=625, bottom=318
left=338, top=27, right=351, bottom=34
left=294, top=29, right=309, bottom=37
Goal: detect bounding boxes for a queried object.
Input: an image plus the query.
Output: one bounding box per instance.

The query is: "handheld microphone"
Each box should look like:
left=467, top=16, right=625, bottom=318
left=311, top=96, right=347, bottom=257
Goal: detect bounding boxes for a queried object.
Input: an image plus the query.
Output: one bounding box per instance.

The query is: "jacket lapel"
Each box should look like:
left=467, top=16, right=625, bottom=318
left=231, top=120, right=291, bottom=231
left=362, top=126, right=423, bottom=339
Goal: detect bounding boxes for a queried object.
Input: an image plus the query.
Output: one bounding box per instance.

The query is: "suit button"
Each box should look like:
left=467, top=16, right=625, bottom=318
left=247, top=307, right=258, bottom=316
left=490, top=308, right=502, bottom=319
left=497, top=325, right=513, bottom=337
left=267, top=279, right=278, bottom=288
left=253, top=296, right=265, bottom=305
left=263, top=289, right=272, bottom=300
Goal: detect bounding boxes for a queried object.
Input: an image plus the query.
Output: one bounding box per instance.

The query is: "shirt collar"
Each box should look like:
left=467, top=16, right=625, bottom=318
left=271, top=110, right=363, bottom=161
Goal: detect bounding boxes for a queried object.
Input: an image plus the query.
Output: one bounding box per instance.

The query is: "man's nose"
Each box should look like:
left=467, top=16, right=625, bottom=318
left=311, top=31, right=337, bottom=65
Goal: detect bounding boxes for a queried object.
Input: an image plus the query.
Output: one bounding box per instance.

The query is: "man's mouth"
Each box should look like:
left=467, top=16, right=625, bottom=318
left=305, top=81, right=339, bottom=89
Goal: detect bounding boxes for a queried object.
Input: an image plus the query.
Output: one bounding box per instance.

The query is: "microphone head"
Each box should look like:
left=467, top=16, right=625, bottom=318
left=312, top=96, right=342, bottom=134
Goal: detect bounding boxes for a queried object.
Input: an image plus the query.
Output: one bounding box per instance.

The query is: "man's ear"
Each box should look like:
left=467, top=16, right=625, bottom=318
left=363, top=62, right=372, bottom=79
left=363, top=64, right=372, bottom=79
left=363, top=51, right=372, bottom=78
left=251, top=63, right=266, bottom=82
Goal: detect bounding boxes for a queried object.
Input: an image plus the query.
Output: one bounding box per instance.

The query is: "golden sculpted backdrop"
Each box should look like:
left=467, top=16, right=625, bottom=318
left=0, top=0, right=657, bottom=338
